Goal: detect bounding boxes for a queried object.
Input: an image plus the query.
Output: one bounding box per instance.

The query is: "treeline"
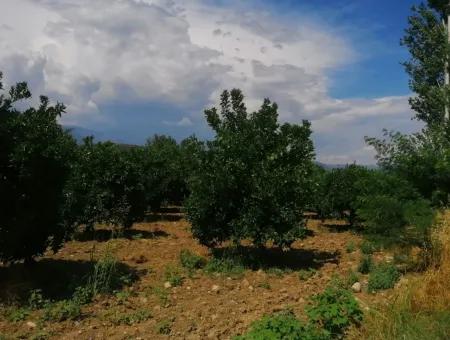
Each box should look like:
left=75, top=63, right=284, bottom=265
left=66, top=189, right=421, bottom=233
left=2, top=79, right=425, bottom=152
left=1, top=66, right=449, bottom=264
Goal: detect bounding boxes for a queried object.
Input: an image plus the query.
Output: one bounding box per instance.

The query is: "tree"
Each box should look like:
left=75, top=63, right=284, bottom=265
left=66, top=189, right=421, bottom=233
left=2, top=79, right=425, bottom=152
left=0, top=72, right=76, bottom=262
left=316, top=165, right=370, bottom=224
left=402, top=1, right=450, bottom=126
left=186, top=89, right=315, bottom=249
left=65, top=138, right=147, bottom=231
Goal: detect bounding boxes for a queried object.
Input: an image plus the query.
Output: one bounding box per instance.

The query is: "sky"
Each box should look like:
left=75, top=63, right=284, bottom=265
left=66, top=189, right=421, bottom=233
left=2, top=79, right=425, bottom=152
left=0, top=0, right=424, bottom=164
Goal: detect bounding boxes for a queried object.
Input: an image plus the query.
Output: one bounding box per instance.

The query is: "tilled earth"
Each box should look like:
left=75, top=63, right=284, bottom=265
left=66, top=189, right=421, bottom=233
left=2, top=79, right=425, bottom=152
left=0, top=214, right=392, bottom=339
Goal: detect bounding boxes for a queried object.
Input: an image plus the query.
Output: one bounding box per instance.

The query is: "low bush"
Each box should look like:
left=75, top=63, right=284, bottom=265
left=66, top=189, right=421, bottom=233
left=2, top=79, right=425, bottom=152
left=109, top=309, right=152, bottom=325
left=306, top=285, right=363, bottom=338
left=234, top=310, right=328, bottom=340
left=368, top=263, right=400, bottom=291
left=360, top=241, right=375, bottom=255
left=358, top=255, right=374, bottom=274
left=179, top=249, right=206, bottom=271
left=346, top=241, right=356, bottom=253
left=4, top=307, right=30, bottom=322
left=42, top=299, right=81, bottom=322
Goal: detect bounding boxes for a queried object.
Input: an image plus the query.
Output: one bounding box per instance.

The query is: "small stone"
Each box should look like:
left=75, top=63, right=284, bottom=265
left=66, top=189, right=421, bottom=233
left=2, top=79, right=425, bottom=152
left=241, top=279, right=250, bottom=287
left=26, top=321, right=37, bottom=329
left=351, top=282, right=362, bottom=293
left=248, top=285, right=254, bottom=291
left=164, top=281, right=172, bottom=289
left=211, top=285, right=220, bottom=293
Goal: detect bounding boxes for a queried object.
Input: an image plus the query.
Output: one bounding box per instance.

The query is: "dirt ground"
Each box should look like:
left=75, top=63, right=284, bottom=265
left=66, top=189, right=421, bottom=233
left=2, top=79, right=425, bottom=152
left=0, top=212, right=395, bottom=339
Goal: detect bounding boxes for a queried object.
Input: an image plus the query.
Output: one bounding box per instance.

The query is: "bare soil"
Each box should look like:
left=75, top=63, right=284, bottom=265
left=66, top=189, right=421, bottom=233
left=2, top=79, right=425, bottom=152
left=0, top=213, right=394, bottom=339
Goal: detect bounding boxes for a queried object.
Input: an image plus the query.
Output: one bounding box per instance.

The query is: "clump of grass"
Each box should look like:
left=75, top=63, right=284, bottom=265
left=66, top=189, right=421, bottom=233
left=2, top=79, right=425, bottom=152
left=179, top=249, right=206, bottom=271
left=204, top=257, right=245, bottom=277
left=346, top=270, right=360, bottom=287
left=257, top=281, right=271, bottom=290
left=360, top=241, right=376, bottom=255
left=298, top=268, right=317, bottom=281
left=109, top=309, right=152, bottom=325
left=368, top=262, right=400, bottom=292
left=164, top=265, right=184, bottom=287
left=88, top=250, right=118, bottom=296
left=346, top=241, right=356, bottom=253
left=152, top=287, right=169, bottom=306
left=358, top=255, right=374, bottom=274
left=42, top=299, right=82, bottom=322
left=156, top=319, right=173, bottom=334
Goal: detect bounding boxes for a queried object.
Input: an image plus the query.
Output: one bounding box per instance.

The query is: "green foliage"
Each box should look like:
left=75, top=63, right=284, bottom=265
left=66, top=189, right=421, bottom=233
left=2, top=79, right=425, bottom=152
left=186, top=89, right=315, bottom=249
left=64, top=138, right=147, bottom=230
left=0, top=73, right=77, bottom=262
left=28, top=289, right=48, bottom=310
left=156, top=319, right=173, bottom=335
left=164, top=265, right=184, bottom=287
left=298, top=268, right=317, bottom=281
left=179, top=249, right=206, bottom=271
left=152, top=287, right=169, bottom=306
left=368, top=263, right=401, bottom=291
left=358, top=255, right=375, bottom=274
left=87, top=251, right=118, bottom=296
left=360, top=241, right=376, bottom=255
left=42, top=299, right=81, bottom=322
left=5, top=307, right=30, bottom=322
left=346, top=241, right=356, bottom=253
left=306, top=285, right=363, bottom=338
left=204, top=257, right=245, bottom=277
left=316, top=165, right=370, bottom=224
left=401, top=3, right=449, bottom=126
left=346, top=271, right=360, bottom=287
left=234, top=310, right=328, bottom=340
left=109, top=309, right=152, bottom=325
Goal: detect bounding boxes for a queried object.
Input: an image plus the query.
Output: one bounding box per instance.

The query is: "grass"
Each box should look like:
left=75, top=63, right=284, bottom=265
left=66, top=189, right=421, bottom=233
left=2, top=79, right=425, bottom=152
left=298, top=268, right=317, bottom=281
left=156, top=319, right=173, bottom=334
left=108, top=309, right=152, bottom=325
left=179, top=249, right=206, bottom=271
left=164, top=265, right=184, bottom=287
left=152, top=287, right=169, bottom=306
left=346, top=241, right=356, bottom=253
left=204, top=257, right=245, bottom=277
left=352, top=211, right=450, bottom=339
left=358, top=255, right=374, bottom=274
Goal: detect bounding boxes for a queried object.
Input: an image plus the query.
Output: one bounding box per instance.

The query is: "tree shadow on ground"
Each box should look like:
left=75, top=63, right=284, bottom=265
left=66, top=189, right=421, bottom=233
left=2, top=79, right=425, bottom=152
left=73, top=228, right=169, bottom=242
left=0, top=258, right=142, bottom=305
left=211, top=246, right=340, bottom=272
left=320, top=222, right=354, bottom=233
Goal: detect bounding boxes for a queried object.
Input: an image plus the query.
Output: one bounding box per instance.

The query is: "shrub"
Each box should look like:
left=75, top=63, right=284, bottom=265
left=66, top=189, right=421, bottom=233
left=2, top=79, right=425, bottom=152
left=368, top=262, right=400, bottom=291
left=179, top=249, right=206, bottom=271
left=358, top=255, right=374, bottom=274
left=5, top=307, right=30, bottom=322
left=234, top=310, right=328, bottom=340
left=186, top=89, right=315, bottom=249
left=43, top=300, right=81, bottom=322
left=360, top=241, right=375, bottom=255
left=0, top=73, right=76, bottom=262
left=306, top=285, right=363, bottom=338
left=28, top=289, right=49, bottom=310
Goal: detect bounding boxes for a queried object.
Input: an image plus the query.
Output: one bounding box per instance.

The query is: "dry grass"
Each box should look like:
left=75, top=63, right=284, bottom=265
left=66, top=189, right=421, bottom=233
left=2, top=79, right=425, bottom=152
left=350, top=210, right=450, bottom=340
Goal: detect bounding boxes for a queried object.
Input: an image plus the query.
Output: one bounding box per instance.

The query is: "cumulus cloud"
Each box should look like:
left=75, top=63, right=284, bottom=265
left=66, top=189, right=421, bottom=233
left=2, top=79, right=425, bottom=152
left=0, top=0, right=419, bottom=163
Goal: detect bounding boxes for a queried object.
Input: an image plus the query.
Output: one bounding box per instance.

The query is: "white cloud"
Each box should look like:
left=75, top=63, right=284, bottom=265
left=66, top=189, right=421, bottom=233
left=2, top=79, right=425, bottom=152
left=0, top=0, right=419, bottom=163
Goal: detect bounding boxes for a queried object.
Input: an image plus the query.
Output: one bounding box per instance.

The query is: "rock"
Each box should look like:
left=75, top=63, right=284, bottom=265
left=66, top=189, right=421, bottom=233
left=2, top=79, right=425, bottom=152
left=164, top=281, right=172, bottom=289
left=248, top=285, right=254, bottom=291
left=26, top=321, right=37, bottom=329
left=241, top=279, right=250, bottom=287
left=211, top=285, right=220, bottom=293
left=351, top=282, right=362, bottom=293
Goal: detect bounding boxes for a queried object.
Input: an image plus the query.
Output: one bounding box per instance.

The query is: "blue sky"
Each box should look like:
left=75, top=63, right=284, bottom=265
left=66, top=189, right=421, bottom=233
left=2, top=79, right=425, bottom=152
left=1, top=0, right=423, bottom=163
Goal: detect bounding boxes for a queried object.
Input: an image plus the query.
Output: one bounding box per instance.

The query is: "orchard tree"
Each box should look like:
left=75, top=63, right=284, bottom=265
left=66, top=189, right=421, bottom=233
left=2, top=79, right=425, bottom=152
left=186, top=89, right=315, bottom=249
left=0, top=72, right=76, bottom=263
left=65, top=138, right=147, bottom=231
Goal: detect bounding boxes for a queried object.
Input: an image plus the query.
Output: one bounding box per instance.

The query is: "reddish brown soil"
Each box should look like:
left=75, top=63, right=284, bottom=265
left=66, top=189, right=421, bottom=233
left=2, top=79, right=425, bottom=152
left=0, top=215, right=392, bottom=339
